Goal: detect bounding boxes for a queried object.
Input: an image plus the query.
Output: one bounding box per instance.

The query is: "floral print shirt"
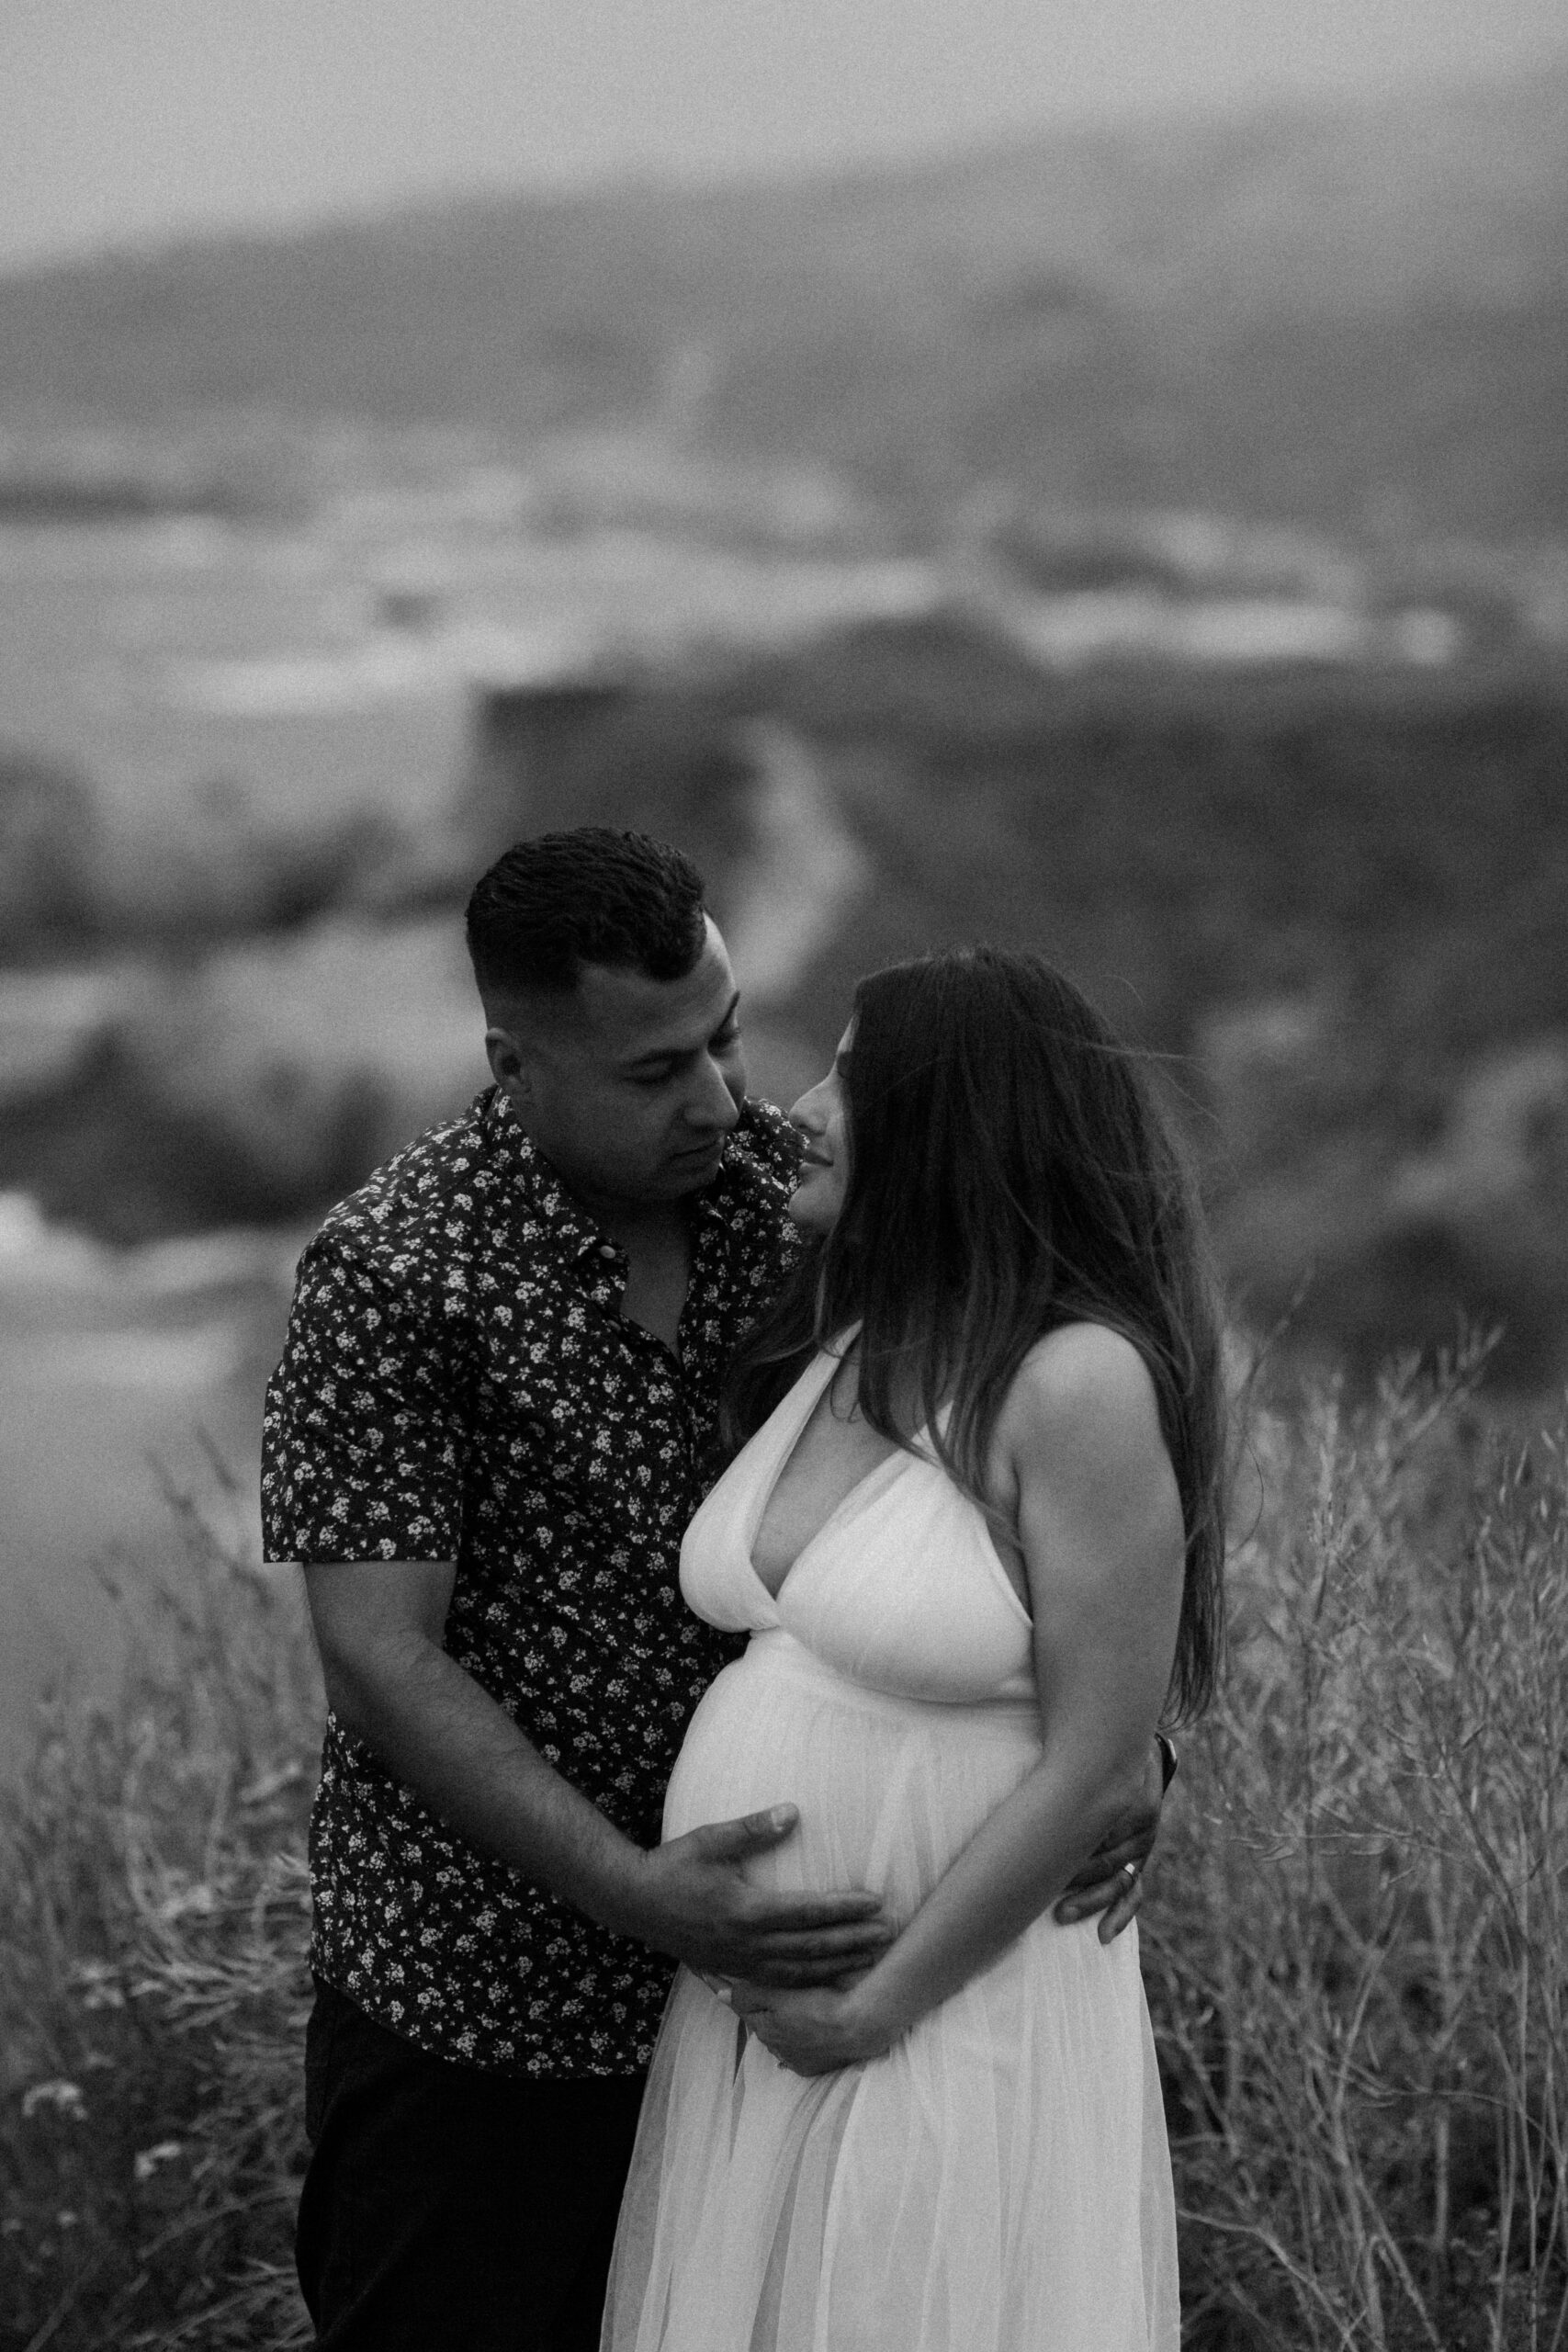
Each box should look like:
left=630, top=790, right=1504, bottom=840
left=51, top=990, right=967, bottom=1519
left=261, top=1087, right=803, bottom=2077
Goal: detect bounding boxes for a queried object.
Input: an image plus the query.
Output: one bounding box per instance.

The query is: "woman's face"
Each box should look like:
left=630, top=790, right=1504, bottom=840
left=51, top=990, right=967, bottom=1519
left=787, top=1024, right=852, bottom=1234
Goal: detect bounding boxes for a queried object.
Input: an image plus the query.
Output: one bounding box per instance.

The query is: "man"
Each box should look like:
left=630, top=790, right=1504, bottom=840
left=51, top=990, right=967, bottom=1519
left=263, top=827, right=1164, bottom=2349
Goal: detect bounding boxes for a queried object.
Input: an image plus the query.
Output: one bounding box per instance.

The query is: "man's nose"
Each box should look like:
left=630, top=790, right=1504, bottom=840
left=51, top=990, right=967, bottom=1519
left=683, top=1053, right=743, bottom=1132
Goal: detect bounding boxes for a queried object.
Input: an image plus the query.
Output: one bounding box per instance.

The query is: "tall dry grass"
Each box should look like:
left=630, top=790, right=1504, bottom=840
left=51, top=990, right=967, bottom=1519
left=2, top=1357, right=1564, bottom=2349
left=0, top=1460, right=320, bottom=2352
left=1145, top=1342, right=1568, bottom=2350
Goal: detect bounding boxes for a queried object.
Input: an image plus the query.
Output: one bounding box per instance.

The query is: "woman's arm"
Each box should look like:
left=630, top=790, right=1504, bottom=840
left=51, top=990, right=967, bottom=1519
left=733, top=1322, right=1185, bottom=2074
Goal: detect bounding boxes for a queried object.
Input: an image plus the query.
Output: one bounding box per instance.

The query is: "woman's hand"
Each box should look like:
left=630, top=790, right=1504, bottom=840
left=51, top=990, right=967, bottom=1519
left=1053, top=1736, right=1167, bottom=1941
left=727, top=1978, right=897, bottom=2076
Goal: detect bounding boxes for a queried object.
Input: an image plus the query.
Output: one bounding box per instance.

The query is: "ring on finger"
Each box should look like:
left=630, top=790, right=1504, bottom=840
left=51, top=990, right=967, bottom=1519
left=1121, top=1860, right=1140, bottom=1885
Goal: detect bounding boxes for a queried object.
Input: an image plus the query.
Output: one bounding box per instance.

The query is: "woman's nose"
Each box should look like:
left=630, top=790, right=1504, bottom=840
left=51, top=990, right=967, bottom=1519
left=789, top=1081, right=827, bottom=1135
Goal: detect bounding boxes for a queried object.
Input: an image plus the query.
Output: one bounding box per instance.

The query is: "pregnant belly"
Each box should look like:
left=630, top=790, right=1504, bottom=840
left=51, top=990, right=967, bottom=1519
left=664, top=1628, right=1042, bottom=1925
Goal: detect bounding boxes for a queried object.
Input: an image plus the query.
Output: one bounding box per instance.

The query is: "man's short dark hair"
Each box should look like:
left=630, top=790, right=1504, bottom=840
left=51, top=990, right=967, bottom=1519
left=465, top=828, right=709, bottom=1000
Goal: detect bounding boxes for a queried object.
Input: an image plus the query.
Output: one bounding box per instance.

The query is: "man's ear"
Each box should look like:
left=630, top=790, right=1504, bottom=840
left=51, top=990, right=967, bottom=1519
left=485, top=1026, right=531, bottom=1106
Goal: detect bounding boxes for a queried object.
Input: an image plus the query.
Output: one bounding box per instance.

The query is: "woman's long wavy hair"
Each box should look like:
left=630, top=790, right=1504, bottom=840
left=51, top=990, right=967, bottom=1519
left=724, top=948, right=1227, bottom=1723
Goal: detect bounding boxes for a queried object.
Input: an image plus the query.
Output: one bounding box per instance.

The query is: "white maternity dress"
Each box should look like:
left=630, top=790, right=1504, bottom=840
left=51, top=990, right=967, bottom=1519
left=602, top=1344, right=1179, bottom=2352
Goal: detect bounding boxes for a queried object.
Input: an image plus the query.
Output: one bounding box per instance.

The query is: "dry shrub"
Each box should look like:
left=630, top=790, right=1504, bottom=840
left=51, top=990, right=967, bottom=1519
left=1146, top=1343, right=1568, bottom=2351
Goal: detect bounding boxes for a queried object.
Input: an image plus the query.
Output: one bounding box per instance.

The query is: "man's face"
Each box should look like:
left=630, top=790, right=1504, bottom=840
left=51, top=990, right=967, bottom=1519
left=483, top=917, right=748, bottom=1209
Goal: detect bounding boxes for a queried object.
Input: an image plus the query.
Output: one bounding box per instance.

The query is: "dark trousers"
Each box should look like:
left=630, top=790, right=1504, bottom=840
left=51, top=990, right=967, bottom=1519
left=297, top=1977, right=647, bottom=2351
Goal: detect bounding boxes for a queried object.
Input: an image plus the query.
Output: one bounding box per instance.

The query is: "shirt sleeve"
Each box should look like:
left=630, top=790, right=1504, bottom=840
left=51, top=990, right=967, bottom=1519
left=261, top=1227, right=467, bottom=1566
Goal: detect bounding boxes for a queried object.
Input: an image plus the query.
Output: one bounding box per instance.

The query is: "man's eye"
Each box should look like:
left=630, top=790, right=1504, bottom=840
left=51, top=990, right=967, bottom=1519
left=713, top=1023, right=742, bottom=1051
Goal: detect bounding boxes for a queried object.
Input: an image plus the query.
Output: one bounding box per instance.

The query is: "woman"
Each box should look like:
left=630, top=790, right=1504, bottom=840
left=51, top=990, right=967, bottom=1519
left=603, top=948, right=1226, bottom=2352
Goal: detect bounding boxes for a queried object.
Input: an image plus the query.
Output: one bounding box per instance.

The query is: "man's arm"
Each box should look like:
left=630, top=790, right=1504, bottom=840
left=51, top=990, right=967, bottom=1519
left=303, top=1558, right=894, bottom=1985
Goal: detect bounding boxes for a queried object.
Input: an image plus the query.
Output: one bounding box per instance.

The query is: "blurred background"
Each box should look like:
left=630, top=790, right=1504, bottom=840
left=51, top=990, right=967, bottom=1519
left=2, top=0, right=1566, bottom=1754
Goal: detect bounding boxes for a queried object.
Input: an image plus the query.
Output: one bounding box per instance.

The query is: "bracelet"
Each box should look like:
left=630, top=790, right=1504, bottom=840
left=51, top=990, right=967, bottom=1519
left=1156, top=1732, right=1179, bottom=1791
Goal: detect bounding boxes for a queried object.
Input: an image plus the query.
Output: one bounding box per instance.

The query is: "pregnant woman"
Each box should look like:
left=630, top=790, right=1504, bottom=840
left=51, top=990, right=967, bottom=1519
left=603, top=947, right=1227, bottom=2352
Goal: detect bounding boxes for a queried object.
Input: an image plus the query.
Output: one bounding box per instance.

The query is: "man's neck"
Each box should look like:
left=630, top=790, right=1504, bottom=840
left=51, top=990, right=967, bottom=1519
left=505, top=1102, right=695, bottom=1251
left=591, top=1197, right=694, bottom=1356
left=586, top=1193, right=690, bottom=1256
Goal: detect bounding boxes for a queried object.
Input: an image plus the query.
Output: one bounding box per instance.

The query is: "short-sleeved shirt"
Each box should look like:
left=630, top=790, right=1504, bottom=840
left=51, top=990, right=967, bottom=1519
left=261, top=1086, right=803, bottom=2077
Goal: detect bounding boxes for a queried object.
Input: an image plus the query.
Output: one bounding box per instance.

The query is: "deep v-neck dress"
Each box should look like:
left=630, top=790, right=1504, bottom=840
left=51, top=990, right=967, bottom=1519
left=602, top=1344, right=1179, bottom=2352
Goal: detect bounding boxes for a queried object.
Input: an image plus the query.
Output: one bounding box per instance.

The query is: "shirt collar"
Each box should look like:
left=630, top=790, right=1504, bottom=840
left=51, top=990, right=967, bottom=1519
left=479, top=1086, right=765, bottom=1274
left=480, top=1090, right=616, bottom=1270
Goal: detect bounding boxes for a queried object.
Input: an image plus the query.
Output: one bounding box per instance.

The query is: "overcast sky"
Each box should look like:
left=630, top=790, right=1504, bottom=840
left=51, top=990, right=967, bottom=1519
left=2, top=0, right=1562, bottom=271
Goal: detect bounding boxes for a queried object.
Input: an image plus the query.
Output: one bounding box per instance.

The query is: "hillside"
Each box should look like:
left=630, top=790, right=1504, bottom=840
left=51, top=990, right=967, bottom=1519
left=1, top=62, right=1564, bottom=536
left=457, top=625, right=1568, bottom=1382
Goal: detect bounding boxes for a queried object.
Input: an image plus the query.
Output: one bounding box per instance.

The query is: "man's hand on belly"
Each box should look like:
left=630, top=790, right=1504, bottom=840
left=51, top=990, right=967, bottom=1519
left=620, top=1806, right=897, bottom=1986
left=301, top=1563, right=893, bottom=1980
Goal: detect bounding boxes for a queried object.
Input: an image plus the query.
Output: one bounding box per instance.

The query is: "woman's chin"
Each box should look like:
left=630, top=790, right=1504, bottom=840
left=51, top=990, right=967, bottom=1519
left=786, top=1182, right=838, bottom=1236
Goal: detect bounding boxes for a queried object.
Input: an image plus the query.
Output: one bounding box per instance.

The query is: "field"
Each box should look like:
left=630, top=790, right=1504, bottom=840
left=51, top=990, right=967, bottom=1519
left=2, top=1347, right=1564, bottom=2351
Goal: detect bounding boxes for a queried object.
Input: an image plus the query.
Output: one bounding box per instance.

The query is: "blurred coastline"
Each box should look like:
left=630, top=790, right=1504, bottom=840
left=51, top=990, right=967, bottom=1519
left=3, top=55, right=1567, bottom=1748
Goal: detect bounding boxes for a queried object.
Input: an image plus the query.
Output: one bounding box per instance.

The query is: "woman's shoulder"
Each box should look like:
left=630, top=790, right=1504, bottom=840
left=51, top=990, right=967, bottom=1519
left=989, top=1326, right=1181, bottom=1580
left=995, top=1322, right=1165, bottom=1475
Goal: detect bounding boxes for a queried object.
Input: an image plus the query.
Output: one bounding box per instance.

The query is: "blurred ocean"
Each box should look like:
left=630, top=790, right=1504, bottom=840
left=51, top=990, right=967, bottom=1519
left=0, top=512, right=950, bottom=825
left=0, top=1194, right=300, bottom=1764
